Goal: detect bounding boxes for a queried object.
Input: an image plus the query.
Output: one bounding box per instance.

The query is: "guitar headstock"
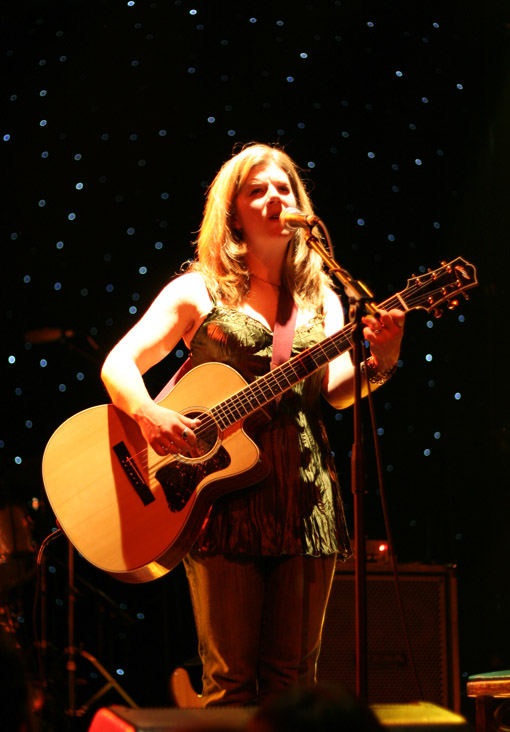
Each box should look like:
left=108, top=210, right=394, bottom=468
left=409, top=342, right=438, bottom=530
left=400, top=257, right=478, bottom=316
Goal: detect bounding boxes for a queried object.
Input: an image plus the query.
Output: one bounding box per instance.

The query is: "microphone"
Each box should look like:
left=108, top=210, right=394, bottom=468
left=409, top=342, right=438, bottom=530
left=279, top=208, right=320, bottom=230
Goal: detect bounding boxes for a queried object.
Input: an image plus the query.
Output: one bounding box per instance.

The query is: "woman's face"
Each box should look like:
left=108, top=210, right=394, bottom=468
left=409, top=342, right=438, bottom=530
left=232, top=161, right=297, bottom=251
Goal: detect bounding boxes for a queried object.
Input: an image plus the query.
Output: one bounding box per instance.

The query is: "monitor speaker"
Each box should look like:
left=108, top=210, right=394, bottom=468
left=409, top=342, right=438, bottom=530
left=317, top=562, right=460, bottom=710
left=88, top=702, right=470, bottom=732
left=87, top=705, right=251, bottom=732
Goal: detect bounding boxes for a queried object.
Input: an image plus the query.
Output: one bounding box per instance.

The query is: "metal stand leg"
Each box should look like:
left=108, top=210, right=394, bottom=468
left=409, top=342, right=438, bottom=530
left=65, top=541, right=138, bottom=720
left=72, top=650, right=138, bottom=717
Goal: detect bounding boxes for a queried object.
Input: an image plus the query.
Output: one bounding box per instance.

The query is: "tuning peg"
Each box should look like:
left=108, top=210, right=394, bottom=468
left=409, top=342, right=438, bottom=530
left=440, top=260, right=451, bottom=269
left=433, top=308, right=443, bottom=318
left=462, top=292, right=470, bottom=300
left=447, top=299, right=459, bottom=310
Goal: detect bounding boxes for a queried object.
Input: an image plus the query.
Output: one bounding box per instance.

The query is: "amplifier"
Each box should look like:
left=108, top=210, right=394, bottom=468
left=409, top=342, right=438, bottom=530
left=317, top=562, right=460, bottom=711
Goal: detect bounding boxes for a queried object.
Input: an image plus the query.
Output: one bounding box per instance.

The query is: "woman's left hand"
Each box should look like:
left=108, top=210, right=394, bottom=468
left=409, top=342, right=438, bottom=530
left=362, top=308, right=406, bottom=372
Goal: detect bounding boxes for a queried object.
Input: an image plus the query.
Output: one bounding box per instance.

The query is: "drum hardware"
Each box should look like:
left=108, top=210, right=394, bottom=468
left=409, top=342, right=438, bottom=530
left=36, top=530, right=138, bottom=720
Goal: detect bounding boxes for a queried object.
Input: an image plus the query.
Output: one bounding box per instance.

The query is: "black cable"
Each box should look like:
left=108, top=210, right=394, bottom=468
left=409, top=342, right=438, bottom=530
left=363, top=347, right=425, bottom=701
left=32, top=529, right=64, bottom=693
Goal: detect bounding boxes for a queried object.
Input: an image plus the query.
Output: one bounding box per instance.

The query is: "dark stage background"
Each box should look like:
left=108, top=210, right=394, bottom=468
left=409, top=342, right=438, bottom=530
left=1, top=0, right=509, bottom=728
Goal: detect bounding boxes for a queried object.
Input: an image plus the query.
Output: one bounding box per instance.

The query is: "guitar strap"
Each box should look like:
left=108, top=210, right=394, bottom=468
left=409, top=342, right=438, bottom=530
left=155, top=355, right=192, bottom=402
left=271, top=284, right=297, bottom=368
left=271, top=285, right=298, bottom=406
left=155, top=285, right=298, bottom=403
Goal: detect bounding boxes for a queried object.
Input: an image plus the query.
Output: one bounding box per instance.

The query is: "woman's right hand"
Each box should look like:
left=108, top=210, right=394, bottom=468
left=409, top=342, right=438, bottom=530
left=134, top=402, right=201, bottom=456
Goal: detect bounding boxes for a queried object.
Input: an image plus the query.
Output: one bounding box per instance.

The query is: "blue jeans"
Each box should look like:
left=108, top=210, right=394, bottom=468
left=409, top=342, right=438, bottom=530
left=183, top=551, right=337, bottom=707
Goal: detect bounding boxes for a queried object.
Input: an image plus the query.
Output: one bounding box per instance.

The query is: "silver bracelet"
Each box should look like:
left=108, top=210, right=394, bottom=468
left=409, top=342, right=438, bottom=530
left=362, top=356, right=397, bottom=386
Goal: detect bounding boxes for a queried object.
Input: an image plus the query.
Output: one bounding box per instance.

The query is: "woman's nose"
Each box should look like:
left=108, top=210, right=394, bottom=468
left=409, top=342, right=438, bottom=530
left=267, top=184, right=282, bottom=201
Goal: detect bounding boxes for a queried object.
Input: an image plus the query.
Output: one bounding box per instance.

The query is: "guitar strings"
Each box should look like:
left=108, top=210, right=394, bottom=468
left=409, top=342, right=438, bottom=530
left=126, top=274, right=465, bottom=481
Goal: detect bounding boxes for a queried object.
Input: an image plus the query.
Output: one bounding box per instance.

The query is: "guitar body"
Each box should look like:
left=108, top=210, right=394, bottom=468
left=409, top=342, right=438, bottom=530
left=42, top=362, right=270, bottom=583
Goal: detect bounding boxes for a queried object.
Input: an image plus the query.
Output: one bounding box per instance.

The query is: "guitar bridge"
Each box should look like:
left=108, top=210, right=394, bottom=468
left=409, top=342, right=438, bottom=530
left=113, top=442, right=155, bottom=506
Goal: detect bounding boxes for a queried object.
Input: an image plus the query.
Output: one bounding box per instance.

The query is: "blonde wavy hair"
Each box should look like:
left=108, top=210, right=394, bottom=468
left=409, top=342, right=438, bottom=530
left=189, top=143, right=331, bottom=309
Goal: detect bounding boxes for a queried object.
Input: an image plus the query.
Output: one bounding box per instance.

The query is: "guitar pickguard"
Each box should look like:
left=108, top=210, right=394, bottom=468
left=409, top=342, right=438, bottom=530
left=156, top=447, right=231, bottom=512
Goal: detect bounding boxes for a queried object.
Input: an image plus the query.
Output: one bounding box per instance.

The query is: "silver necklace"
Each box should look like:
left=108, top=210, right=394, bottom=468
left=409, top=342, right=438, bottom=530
left=251, top=273, right=281, bottom=288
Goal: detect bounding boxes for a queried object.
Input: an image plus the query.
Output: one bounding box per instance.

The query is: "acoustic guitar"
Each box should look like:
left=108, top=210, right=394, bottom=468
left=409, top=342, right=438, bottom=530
left=42, top=257, right=477, bottom=583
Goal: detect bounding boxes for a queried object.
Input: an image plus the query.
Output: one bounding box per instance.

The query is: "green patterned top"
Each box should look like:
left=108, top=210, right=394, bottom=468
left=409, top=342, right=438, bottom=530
left=189, top=305, right=352, bottom=559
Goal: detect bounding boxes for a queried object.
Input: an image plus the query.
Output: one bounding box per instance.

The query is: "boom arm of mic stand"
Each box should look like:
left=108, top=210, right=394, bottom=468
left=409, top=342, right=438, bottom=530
left=303, top=228, right=379, bottom=316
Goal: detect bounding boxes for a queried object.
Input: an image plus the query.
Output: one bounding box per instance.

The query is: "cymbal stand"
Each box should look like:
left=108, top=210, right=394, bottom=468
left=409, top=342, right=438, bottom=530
left=37, top=531, right=138, bottom=722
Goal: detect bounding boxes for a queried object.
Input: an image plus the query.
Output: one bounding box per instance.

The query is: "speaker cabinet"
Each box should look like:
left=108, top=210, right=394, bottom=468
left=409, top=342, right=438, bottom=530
left=317, top=563, right=460, bottom=710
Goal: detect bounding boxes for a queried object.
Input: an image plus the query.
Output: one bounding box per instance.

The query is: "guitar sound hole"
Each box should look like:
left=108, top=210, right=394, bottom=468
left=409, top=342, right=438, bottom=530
left=184, top=410, right=219, bottom=459
left=156, top=410, right=231, bottom=512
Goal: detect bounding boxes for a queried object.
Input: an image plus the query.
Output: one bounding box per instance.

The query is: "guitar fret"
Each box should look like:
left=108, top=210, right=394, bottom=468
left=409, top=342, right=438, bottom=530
left=395, top=293, right=408, bottom=310
left=297, top=352, right=319, bottom=373
left=263, top=383, right=280, bottom=399
left=210, top=405, right=231, bottom=431
left=271, top=370, right=293, bottom=392
left=290, top=359, right=311, bottom=380
left=218, top=384, right=265, bottom=429
left=323, top=335, right=351, bottom=360
left=242, top=390, right=260, bottom=409
left=222, top=401, right=244, bottom=423
left=249, top=380, right=274, bottom=403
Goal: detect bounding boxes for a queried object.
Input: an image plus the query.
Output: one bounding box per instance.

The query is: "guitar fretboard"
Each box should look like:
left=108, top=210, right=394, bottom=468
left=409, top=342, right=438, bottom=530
left=201, top=255, right=477, bottom=433
left=210, top=293, right=402, bottom=430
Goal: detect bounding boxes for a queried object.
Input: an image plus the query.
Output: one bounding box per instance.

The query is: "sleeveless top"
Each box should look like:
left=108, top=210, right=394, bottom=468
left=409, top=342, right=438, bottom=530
left=187, top=304, right=352, bottom=559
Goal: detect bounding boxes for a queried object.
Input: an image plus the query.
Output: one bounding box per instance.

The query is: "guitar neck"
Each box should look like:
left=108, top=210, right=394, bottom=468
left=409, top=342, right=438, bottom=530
left=210, top=292, right=403, bottom=430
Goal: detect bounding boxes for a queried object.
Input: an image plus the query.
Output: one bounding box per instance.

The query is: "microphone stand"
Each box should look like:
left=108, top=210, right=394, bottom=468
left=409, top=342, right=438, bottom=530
left=303, top=223, right=377, bottom=700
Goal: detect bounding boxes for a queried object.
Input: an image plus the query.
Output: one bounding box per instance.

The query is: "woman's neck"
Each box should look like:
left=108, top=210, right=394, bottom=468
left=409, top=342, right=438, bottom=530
left=250, top=272, right=281, bottom=288
left=246, top=248, right=287, bottom=287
